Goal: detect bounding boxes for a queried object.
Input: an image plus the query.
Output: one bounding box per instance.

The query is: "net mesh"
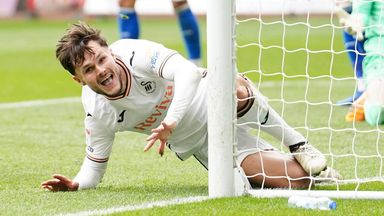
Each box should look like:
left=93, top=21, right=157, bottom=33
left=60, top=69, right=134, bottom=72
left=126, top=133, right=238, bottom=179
left=234, top=0, right=384, bottom=192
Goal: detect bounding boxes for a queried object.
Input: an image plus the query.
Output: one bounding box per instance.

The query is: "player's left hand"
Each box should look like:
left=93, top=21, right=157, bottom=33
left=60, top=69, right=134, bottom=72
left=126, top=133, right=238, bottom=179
left=340, top=13, right=364, bottom=41
left=144, top=120, right=176, bottom=156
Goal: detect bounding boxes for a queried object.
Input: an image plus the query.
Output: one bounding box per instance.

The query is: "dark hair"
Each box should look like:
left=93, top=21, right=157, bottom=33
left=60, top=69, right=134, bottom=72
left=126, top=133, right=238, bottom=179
left=56, top=21, right=108, bottom=75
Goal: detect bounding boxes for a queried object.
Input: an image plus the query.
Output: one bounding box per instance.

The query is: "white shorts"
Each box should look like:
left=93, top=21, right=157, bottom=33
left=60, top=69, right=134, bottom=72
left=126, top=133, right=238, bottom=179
left=191, top=125, right=276, bottom=169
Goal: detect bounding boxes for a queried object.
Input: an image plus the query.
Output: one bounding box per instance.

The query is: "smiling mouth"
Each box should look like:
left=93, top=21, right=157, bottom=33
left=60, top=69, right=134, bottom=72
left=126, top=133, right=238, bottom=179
left=101, top=75, right=113, bottom=86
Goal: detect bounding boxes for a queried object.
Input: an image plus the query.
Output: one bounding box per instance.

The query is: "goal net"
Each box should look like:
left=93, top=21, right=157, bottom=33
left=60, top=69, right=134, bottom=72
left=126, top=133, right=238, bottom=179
left=207, top=0, right=384, bottom=199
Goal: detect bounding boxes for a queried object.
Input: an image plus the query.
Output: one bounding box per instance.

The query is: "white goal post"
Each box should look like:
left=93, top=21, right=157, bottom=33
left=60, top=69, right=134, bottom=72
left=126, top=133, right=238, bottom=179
left=207, top=0, right=384, bottom=199
left=207, top=0, right=237, bottom=197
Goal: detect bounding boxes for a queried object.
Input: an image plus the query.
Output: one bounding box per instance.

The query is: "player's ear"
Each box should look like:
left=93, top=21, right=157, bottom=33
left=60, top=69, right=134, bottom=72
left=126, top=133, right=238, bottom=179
left=72, top=76, right=85, bottom=85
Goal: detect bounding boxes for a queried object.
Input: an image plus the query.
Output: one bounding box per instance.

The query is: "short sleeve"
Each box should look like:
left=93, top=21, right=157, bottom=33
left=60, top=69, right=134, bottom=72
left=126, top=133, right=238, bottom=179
left=84, top=116, right=115, bottom=163
left=111, top=39, right=178, bottom=79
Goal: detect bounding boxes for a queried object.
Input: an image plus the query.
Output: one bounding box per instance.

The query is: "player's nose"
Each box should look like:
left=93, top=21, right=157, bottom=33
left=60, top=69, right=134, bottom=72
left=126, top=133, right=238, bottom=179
left=96, top=65, right=107, bottom=76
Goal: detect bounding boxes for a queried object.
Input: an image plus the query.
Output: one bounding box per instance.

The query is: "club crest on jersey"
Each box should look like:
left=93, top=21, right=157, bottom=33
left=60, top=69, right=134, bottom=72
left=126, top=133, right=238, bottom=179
left=139, top=80, right=156, bottom=94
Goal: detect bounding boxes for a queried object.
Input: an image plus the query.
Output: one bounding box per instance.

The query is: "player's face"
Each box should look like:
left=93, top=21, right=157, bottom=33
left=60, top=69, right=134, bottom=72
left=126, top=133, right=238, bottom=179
left=73, top=41, right=125, bottom=98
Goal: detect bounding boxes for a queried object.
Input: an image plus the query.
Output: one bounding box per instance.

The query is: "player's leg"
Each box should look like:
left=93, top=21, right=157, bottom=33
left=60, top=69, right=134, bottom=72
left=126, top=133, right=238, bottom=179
left=241, top=151, right=311, bottom=188
left=348, top=55, right=384, bottom=125
left=235, top=126, right=311, bottom=188
left=236, top=75, right=327, bottom=175
left=118, top=0, right=140, bottom=39
left=192, top=129, right=310, bottom=188
left=172, top=0, right=201, bottom=66
left=355, top=38, right=366, bottom=93
left=364, top=78, right=384, bottom=125
left=337, top=31, right=366, bottom=105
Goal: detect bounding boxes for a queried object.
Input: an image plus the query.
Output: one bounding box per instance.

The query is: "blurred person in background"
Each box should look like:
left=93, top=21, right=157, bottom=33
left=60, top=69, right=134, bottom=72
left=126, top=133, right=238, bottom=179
left=118, top=0, right=201, bottom=66
left=342, top=0, right=384, bottom=125
left=22, top=0, right=84, bottom=18
left=26, top=0, right=38, bottom=18
left=335, top=0, right=366, bottom=106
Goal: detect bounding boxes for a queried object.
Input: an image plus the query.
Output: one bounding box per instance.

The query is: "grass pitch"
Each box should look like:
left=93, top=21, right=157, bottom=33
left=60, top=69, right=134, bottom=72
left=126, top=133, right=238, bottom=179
left=0, top=17, right=384, bottom=215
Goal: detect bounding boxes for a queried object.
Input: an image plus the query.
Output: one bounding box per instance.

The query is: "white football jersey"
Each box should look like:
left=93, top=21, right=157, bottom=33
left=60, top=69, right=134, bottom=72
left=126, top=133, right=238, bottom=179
left=82, top=39, right=208, bottom=163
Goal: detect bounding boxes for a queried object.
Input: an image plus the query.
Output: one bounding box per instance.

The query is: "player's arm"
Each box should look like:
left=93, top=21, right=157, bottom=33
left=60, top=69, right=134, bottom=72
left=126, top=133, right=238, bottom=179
left=145, top=54, right=203, bottom=154
left=141, top=42, right=203, bottom=153
left=73, top=114, right=114, bottom=190
left=41, top=113, right=114, bottom=191
left=131, top=40, right=203, bottom=126
left=40, top=158, right=107, bottom=192
left=160, top=54, right=202, bottom=125
left=72, top=156, right=108, bottom=189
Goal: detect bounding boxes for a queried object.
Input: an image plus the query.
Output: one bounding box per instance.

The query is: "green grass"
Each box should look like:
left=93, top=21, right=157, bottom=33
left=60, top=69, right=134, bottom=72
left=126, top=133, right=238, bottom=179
left=0, top=18, right=202, bottom=102
left=1, top=17, right=384, bottom=215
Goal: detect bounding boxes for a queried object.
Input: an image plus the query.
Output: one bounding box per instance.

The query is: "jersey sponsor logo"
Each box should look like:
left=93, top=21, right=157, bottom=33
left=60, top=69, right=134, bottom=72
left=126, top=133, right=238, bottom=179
left=150, top=51, right=160, bottom=69
left=117, top=110, right=126, bottom=123
left=140, top=80, right=156, bottom=94
left=134, top=85, right=173, bottom=131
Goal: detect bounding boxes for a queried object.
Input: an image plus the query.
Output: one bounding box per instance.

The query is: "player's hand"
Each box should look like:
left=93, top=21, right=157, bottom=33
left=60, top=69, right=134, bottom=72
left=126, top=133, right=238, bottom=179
left=41, top=174, right=79, bottom=192
left=339, top=13, right=364, bottom=41
left=144, top=120, right=176, bottom=156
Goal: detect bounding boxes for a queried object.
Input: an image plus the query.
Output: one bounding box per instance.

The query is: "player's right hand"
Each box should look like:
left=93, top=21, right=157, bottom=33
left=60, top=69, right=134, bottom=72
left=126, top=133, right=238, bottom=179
left=144, top=120, right=176, bottom=156
left=41, top=174, right=79, bottom=192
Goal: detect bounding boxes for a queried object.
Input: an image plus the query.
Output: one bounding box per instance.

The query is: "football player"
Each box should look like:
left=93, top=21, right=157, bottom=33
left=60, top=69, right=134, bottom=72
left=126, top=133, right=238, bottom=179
left=41, top=22, right=340, bottom=192
left=341, top=0, right=384, bottom=125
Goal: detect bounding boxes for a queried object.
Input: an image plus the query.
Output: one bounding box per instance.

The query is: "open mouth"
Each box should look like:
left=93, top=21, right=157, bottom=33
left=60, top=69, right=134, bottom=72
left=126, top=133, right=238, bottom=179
left=101, top=74, right=113, bottom=86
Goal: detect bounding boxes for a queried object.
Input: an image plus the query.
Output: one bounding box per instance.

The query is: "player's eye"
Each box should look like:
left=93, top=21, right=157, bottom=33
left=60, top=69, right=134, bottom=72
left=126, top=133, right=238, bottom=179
left=84, top=67, right=93, bottom=74
left=99, top=56, right=106, bottom=64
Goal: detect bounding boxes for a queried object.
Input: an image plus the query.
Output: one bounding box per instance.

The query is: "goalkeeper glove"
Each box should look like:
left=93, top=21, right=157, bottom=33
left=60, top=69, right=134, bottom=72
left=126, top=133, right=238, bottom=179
left=336, top=8, right=364, bottom=41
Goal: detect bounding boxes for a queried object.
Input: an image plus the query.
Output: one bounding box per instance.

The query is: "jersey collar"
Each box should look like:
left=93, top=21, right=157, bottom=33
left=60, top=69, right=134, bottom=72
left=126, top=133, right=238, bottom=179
left=105, top=58, right=132, bottom=100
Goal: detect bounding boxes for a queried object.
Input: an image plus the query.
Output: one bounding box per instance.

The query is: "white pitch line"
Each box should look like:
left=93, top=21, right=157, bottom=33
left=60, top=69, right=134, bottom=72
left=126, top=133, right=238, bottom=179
left=0, top=80, right=351, bottom=110
left=0, top=97, right=80, bottom=109
left=57, top=196, right=210, bottom=216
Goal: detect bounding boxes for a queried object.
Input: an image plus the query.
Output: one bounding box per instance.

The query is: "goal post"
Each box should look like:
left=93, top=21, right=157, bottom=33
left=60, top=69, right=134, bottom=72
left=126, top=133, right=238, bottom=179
left=207, top=0, right=237, bottom=197
left=207, top=0, right=384, bottom=199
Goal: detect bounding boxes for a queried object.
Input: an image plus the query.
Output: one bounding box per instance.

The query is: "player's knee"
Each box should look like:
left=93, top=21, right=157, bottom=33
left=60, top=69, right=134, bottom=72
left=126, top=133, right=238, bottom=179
left=236, top=85, right=249, bottom=100
left=364, top=104, right=384, bottom=125
left=236, top=75, right=253, bottom=96
left=236, top=82, right=251, bottom=112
